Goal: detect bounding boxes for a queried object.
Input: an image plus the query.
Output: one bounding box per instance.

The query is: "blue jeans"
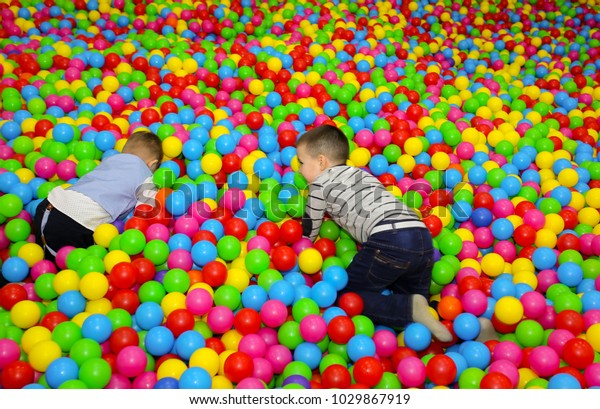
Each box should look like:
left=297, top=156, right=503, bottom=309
left=342, top=226, right=434, bottom=329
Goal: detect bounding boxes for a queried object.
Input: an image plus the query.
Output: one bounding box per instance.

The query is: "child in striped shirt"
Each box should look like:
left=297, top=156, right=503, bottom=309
left=297, top=125, right=472, bottom=342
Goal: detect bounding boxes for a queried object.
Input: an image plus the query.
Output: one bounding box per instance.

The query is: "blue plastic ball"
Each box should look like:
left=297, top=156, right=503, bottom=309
left=1, top=256, right=30, bottom=282
left=179, top=367, right=212, bottom=389
left=45, top=357, right=79, bottom=389
left=347, top=334, right=376, bottom=362
left=403, top=322, right=432, bottom=351
left=81, top=314, right=113, bottom=343
left=145, top=326, right=175, bottom=356
left=241, top=285, right=268, bottom=311
left=293, top=342, right=322, bottom=370
left=322, top=265, right=348, bottom=291
left=191, top=240, right=218, bottom=267
left=452, top=313, right=481, bottom=341
left=459, top=341, right=491, bottom=369
left=154, top=377, right=179, bottom=389
left=548, top=373, right=581, bottom=389
left=268, top=279, right=296, bottom=306
left=134, top=301, right=165, bottom=330
left=309, top=281, right=337, bottom=308
left=57, top=290, right=87, bottom=318
left=174, top=330, right=206, bottom=361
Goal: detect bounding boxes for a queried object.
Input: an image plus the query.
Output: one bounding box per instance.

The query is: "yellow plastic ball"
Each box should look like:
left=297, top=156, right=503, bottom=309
left=10, top=300, right=41, bottom=329
left=212, top=375, right=234, bottom=389
left=481, top=253, right=505, bottom=277
left=518, top=368, right=539, bottom=389
left=104, top=250, right=131, bottom=274
left=349, top=147, right=371, bottom=167
left=17, top=243, right=44, bottom=267
left=93, top=224, right=119, bottom=248
left=157, top=358, right=187, bottom=380
left=201, top=153, right=223, bottom=175
left=403, top=137, right=423, bottom=156
left=28, top=339, right=62, bottom=372
left=585, top=188, right=600, bottom=209
left=80, top=272, right=109, bottom=301
left=248, top=79, right=265, bottom=96
left=224, top=268, right=250, bottom=293
left=587, top=323, right=600, bottom=352
left=221, top=329, right=243, bottom=351
left=162, top=136, right=183, bottom=158
left=189, top=347, right=220, bottom=376
left=161, top=292, right=186, bottom=316
left=53, top=269, right=80, bottom=295
left=512, top=271, right=538, bottom=290
left=511, top=258, right=534, bottom=274
left=557, top=168, right=578, bottom=188
left=21, top=326, right=52, bottom=354
left=85, top=298, right=112, bottom=315
left=298, top=248, right=323, bottom=274
left=494, top=296, right=524, bottom=325
left=534, top=228, right=557, bottom=249
left=101, top=76, right=120, bottom=93
left=578, top=207, right=600, bottom=227
left=431, top=152, right=450, bottom=170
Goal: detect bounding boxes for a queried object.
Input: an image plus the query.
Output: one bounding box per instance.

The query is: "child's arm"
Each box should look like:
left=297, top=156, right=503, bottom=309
left=302, top=183, right=326, bottom=242
left=135, top=176, right=158, bottom=206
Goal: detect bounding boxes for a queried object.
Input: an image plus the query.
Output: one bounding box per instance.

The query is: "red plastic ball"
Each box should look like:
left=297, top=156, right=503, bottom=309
left=280, top=220, right=303, bottom=244
left=352, top=356, right=384, bottom=387
left=233, top=308, right=262, bottom=335
left=391, top=347, right=418, bottom=369
left=111, top=289, right=140, bottom=315
left=0, top=283, right=28, bottom=310
left=313, top=238, right=337, bottom=259
left=555, top=310, right=585, bottom=336
left=192, top=230, right=217, bottom=245
left=256, top=221, right=280, bottom=245
left=1, top=361, right=35, bottom=389
left=271, top=245, right=297, bottom=272
left=322, top=364, right=352, bottom=389
left=202, top=260, right=228, bottom=288
left=224, top=217, right=249, bottom=241
left=39, top=311, right=69, bottom=331
left=246, top=111, right=264, bottom=130
left=109, top=326, right=139, bottom=354
left=205, top=337, right=226, bottom=354
left=562, top=338, right=595, bottom=369
left=337, top=292, right=364, bottom=317
left=109, top=262, right=137, bottom=290
left=514, top=224, right=537, bottom=247
left=425, top=354, right=457, bottom=386
left=132, top=258, right=156, bottom=285
left=480, top=372, right=513, bottom=389
left=327, top=315, right=356, bottom=344
left=165, top=309, right=195, bottom=338
left=224, top=351, right=254, bottom=384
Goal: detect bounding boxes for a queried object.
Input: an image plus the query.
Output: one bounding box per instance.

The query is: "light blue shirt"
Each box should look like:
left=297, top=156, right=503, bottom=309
left=69, top=153, right=153, bottom=221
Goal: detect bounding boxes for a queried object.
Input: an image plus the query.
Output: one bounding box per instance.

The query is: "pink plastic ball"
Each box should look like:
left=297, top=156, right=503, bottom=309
left=206, top=306, right=234, bottom=333
left=185, top=288, right=213, bottom=316
left=145, top=223, right=170, bottom=242
left=292, top=237, right=313, bottom=254
left=257, top=327, right=279, bottom=349
left=173, top=217, right=200, bottom=238
left=355, top=130, right=374, bottom=147
left=132, top=372, right=157, bottom=389
left=523, top=209, right=546, bottom=230
left=299, top=314, right=327, bottom=343
left=116, top=346, right=147, bottom=378
left=584, top=310, right=600, bottom=329
left=219, top=188, right=246, bottom=212
left=440, top=283, right=460, bottom=298
left=456, top=142, right=475, bottom=159
left=493, top=241, right=517, bottom=262
left=188, top=201, right=212, bottom=224
left=23, top=283, right=40, bottom=301
left=488, top=359, right=519, bottom=388
left=0, top=339, right=21, bottom=369
left=34, top=157, right=57, bottom=179
left=521, top=291, right=547, bottom=319
left=238, top=334, right=267, bottom=359
left=492, top=341, right=523, bottom=366
left=492, top=199, right=515, bottom=218
left=167, top=249, right=193, bottom=270
left=584, top=363, right=600, bottom=387
left=265, top=344, right=293, bottom=374
left=105, top=373, right=132, bottom=389
left=461, top=289, right=488, bottom=316
left=0, top=226, right=9, bottom=250
left=56, top=160, right=77, bottom=181
left=397, top=356, right=426, bottom=387
left=252, top=357, right=274, bottom=384
left=537, top=305, right=557, bottom=330
left=456, top=267, right=479, bottom=282
left=247, top=235, right=271, bottom=253
left=236, top=377, right=266, bottom=389
left=372, top=329, right=398, bottom=358
left=30, top=260, right=57, bottom=280
left=474, top=227, right=494, bottom=248
left=547, top=329, right=575, bottom=355
left=529, top=346, right=560, bottom=377
left=55, top=246, right=75, bottom=270
left=457, top=241, right=479, bottom=260
left=537, top=270, right=559, bottom=293
left=239, top=135, right=258, bottom=151
left=373, top=130, right=391, bottom=147
left=259, top=300, right=288, bottom=328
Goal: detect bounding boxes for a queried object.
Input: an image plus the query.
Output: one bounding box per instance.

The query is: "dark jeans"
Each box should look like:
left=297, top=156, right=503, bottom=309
left=33, top=199, right=95, bottom=263
left=342, top=226, right=434, bottom=329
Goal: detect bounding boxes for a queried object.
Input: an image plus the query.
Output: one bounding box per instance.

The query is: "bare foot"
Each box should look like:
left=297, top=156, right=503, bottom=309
left=412, top=294, right=453, bottom=342
left=476, top=317, right=499, bottom=342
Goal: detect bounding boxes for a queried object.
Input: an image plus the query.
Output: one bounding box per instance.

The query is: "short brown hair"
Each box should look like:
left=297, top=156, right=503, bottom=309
left=123, top=130, right=163, bottom=166
left=296, top=125, right=349, bottom=165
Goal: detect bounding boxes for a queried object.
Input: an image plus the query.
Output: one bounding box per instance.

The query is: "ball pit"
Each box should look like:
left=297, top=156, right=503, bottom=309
left=1, top=0, right=600, bottom=391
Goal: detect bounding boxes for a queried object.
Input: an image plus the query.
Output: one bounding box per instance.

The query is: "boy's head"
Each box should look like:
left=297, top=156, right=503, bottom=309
left=123, top=130, right=163, bottom=171
left=296, top=125, right=349, bottom=183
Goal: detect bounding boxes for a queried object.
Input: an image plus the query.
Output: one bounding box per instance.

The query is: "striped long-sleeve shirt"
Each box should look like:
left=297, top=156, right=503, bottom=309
left=302, top=165, right=424, bottom=243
